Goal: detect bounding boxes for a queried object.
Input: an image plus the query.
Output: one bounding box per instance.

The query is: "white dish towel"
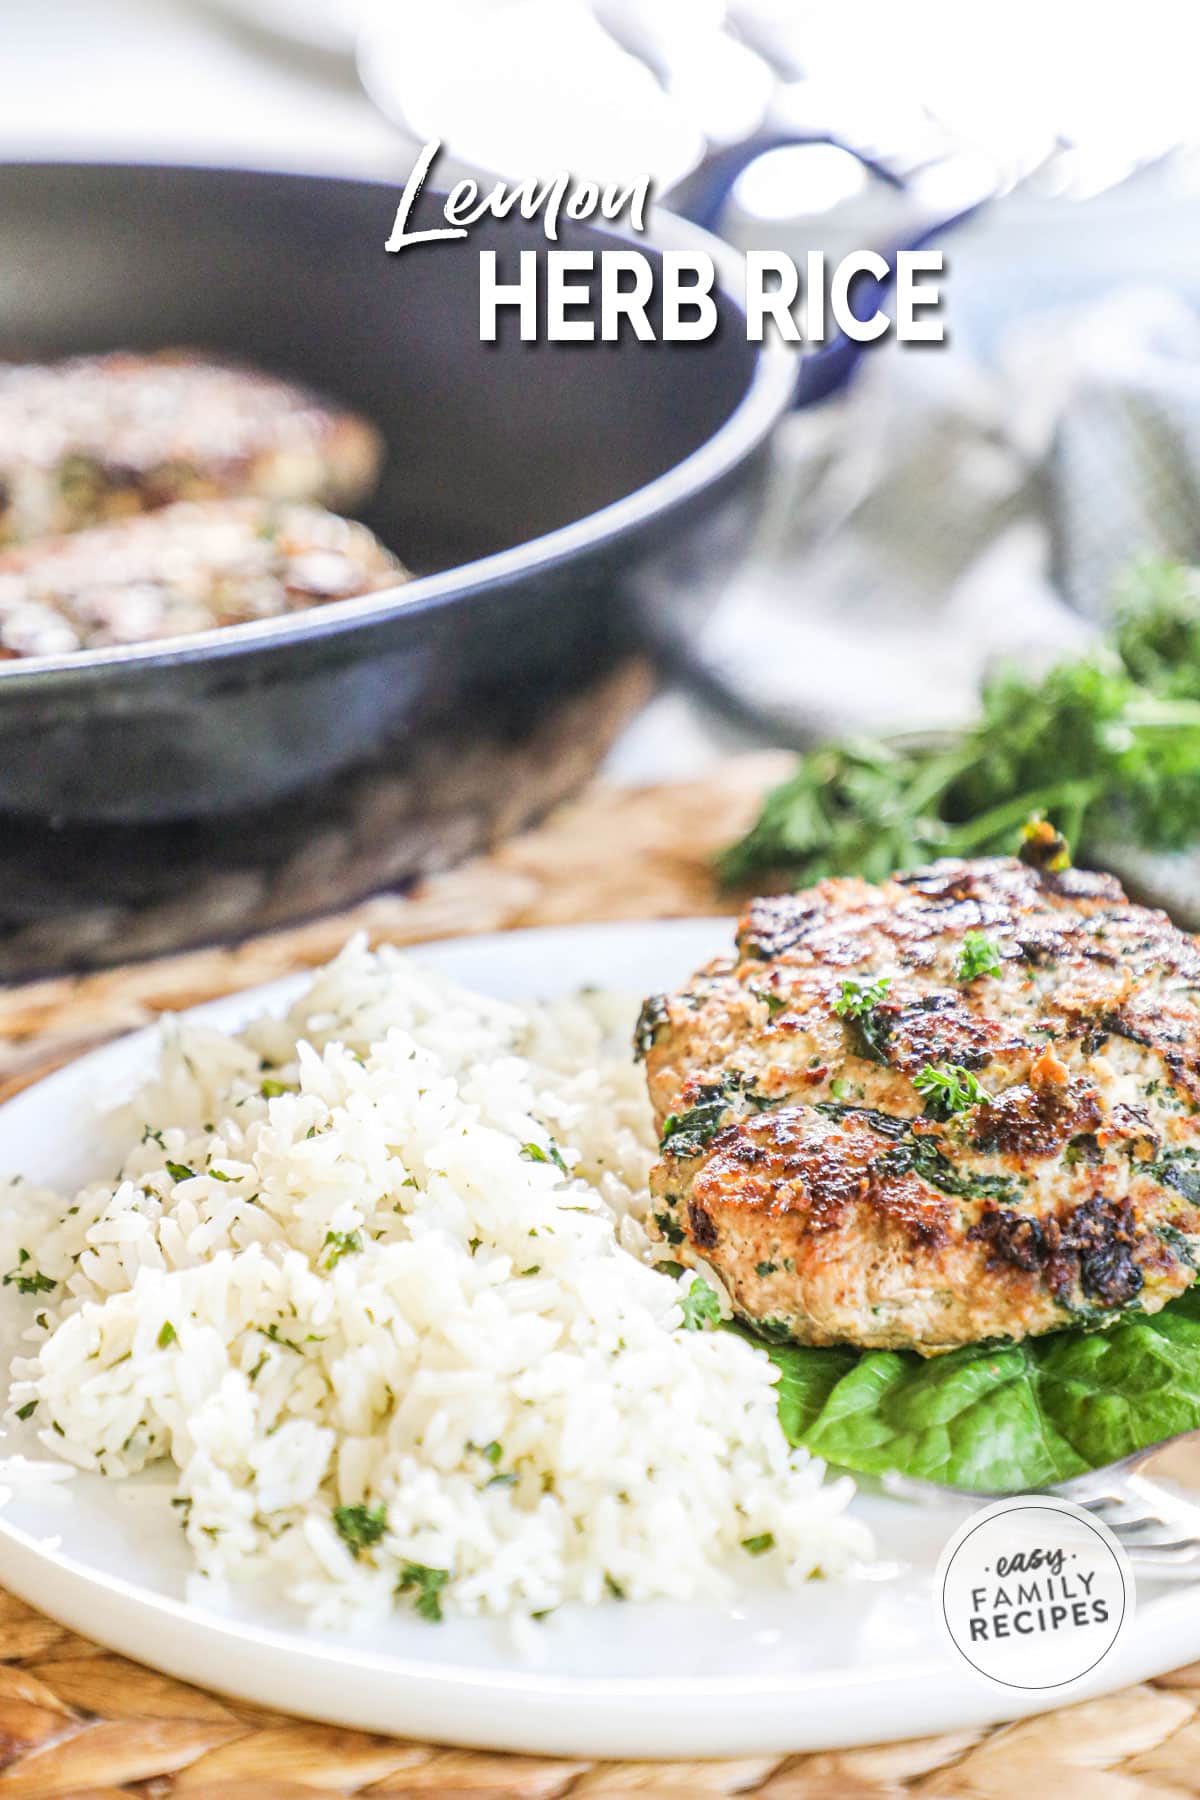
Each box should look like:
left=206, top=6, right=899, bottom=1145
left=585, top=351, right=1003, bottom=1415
left=665, top=286, right=1200, bottom=746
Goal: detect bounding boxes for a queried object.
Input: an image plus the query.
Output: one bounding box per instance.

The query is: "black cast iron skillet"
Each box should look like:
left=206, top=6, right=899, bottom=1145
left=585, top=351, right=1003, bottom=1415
left=0, top=161, right=799, bottom=976
left=0, top=154, right=985, bottom=977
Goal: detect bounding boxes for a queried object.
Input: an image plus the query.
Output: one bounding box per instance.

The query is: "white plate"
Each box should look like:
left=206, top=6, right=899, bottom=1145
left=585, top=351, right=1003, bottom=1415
left=0, top=918, right=1196, bottom=1758
left=200, top=0, right=363, bottom=58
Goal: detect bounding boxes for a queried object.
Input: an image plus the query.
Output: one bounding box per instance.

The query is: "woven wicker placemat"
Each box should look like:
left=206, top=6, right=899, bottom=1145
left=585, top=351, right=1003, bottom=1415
left=1, top=755, right=1198, bottom=1798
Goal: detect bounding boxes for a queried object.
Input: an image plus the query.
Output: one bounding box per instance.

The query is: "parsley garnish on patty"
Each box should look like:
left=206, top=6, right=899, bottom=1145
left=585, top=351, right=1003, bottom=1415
left=833, top=976, right=894, bottom=1064
left=913, top=1063, right=992, bottom=1120
left=956, top=933, right=1003, bottom=982
left=833, top=976, right=891, bottom=1019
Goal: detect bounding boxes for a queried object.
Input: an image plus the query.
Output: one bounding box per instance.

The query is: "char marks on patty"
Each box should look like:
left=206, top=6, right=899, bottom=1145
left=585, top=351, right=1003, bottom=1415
left=644, top=855, right=1200, bottom=1354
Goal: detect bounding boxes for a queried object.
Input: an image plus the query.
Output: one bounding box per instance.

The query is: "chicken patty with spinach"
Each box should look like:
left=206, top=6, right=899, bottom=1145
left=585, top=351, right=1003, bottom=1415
left=640, top=852, right=1200, bottom=1354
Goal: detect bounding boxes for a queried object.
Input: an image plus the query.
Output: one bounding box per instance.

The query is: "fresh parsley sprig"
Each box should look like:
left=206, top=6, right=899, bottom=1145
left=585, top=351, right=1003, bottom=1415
left=720, top=559, right=1200, bottom=887
left=679, top=1277, right=721, bottom=1331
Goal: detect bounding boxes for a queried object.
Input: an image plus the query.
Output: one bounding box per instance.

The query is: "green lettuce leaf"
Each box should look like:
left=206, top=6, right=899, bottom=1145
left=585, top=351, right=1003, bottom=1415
left=740, top=1287, right=1200, bottom=1491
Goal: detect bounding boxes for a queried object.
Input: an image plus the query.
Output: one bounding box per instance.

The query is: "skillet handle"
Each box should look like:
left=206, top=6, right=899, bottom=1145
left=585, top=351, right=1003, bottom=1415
left=670, top=131, right=992, bottom=406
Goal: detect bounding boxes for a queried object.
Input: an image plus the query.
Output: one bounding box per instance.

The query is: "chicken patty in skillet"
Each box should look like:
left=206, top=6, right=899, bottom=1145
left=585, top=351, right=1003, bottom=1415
left=0, top=351, right=382, bottom=546
left=0, top=498, right=404, bottom=657
left=640, top=846, right=1200, bottom=1354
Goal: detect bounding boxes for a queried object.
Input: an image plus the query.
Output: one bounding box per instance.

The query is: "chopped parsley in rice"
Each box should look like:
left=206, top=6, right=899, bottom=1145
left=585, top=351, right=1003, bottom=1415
left=0, top=939, right=868, bottom=1629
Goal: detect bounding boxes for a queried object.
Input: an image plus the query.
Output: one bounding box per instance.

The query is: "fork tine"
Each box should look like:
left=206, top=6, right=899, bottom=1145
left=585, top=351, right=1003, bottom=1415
left=1113, top=1525, right=1196, bottom=1550
left=1134, top=1546, right=1200, bottom=1563
left=1124, top=1559, right=1200, bottom=1581
left=878, top=1424, right=1200, bottom=1564
left=1118, top=1530, right=1200, bottom=1556
left=1087, top=1503, right=1166, bottom=1531
left=1052, top=1473, right=1127, bottom=1505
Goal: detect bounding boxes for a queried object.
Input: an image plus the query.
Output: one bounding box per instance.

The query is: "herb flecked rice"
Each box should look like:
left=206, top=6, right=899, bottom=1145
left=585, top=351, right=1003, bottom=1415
left=0, top=940, right=869, bottom=1629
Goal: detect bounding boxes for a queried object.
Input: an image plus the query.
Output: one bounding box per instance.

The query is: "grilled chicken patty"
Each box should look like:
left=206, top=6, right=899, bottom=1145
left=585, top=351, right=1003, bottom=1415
left=0, top=352, right=382, bottom=546
left=640, top=855, right=1200, bottom=1354
left=0, top=499, right=405, bottom=657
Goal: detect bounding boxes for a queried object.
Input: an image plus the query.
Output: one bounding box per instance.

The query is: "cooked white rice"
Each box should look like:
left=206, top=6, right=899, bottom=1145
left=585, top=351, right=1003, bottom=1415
left=0, top=939, right=869, bottom=1628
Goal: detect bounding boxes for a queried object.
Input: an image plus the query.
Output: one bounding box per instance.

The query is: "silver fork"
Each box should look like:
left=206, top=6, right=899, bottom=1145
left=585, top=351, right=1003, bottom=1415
left=882, top=1430, right=1200, bottom=1579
